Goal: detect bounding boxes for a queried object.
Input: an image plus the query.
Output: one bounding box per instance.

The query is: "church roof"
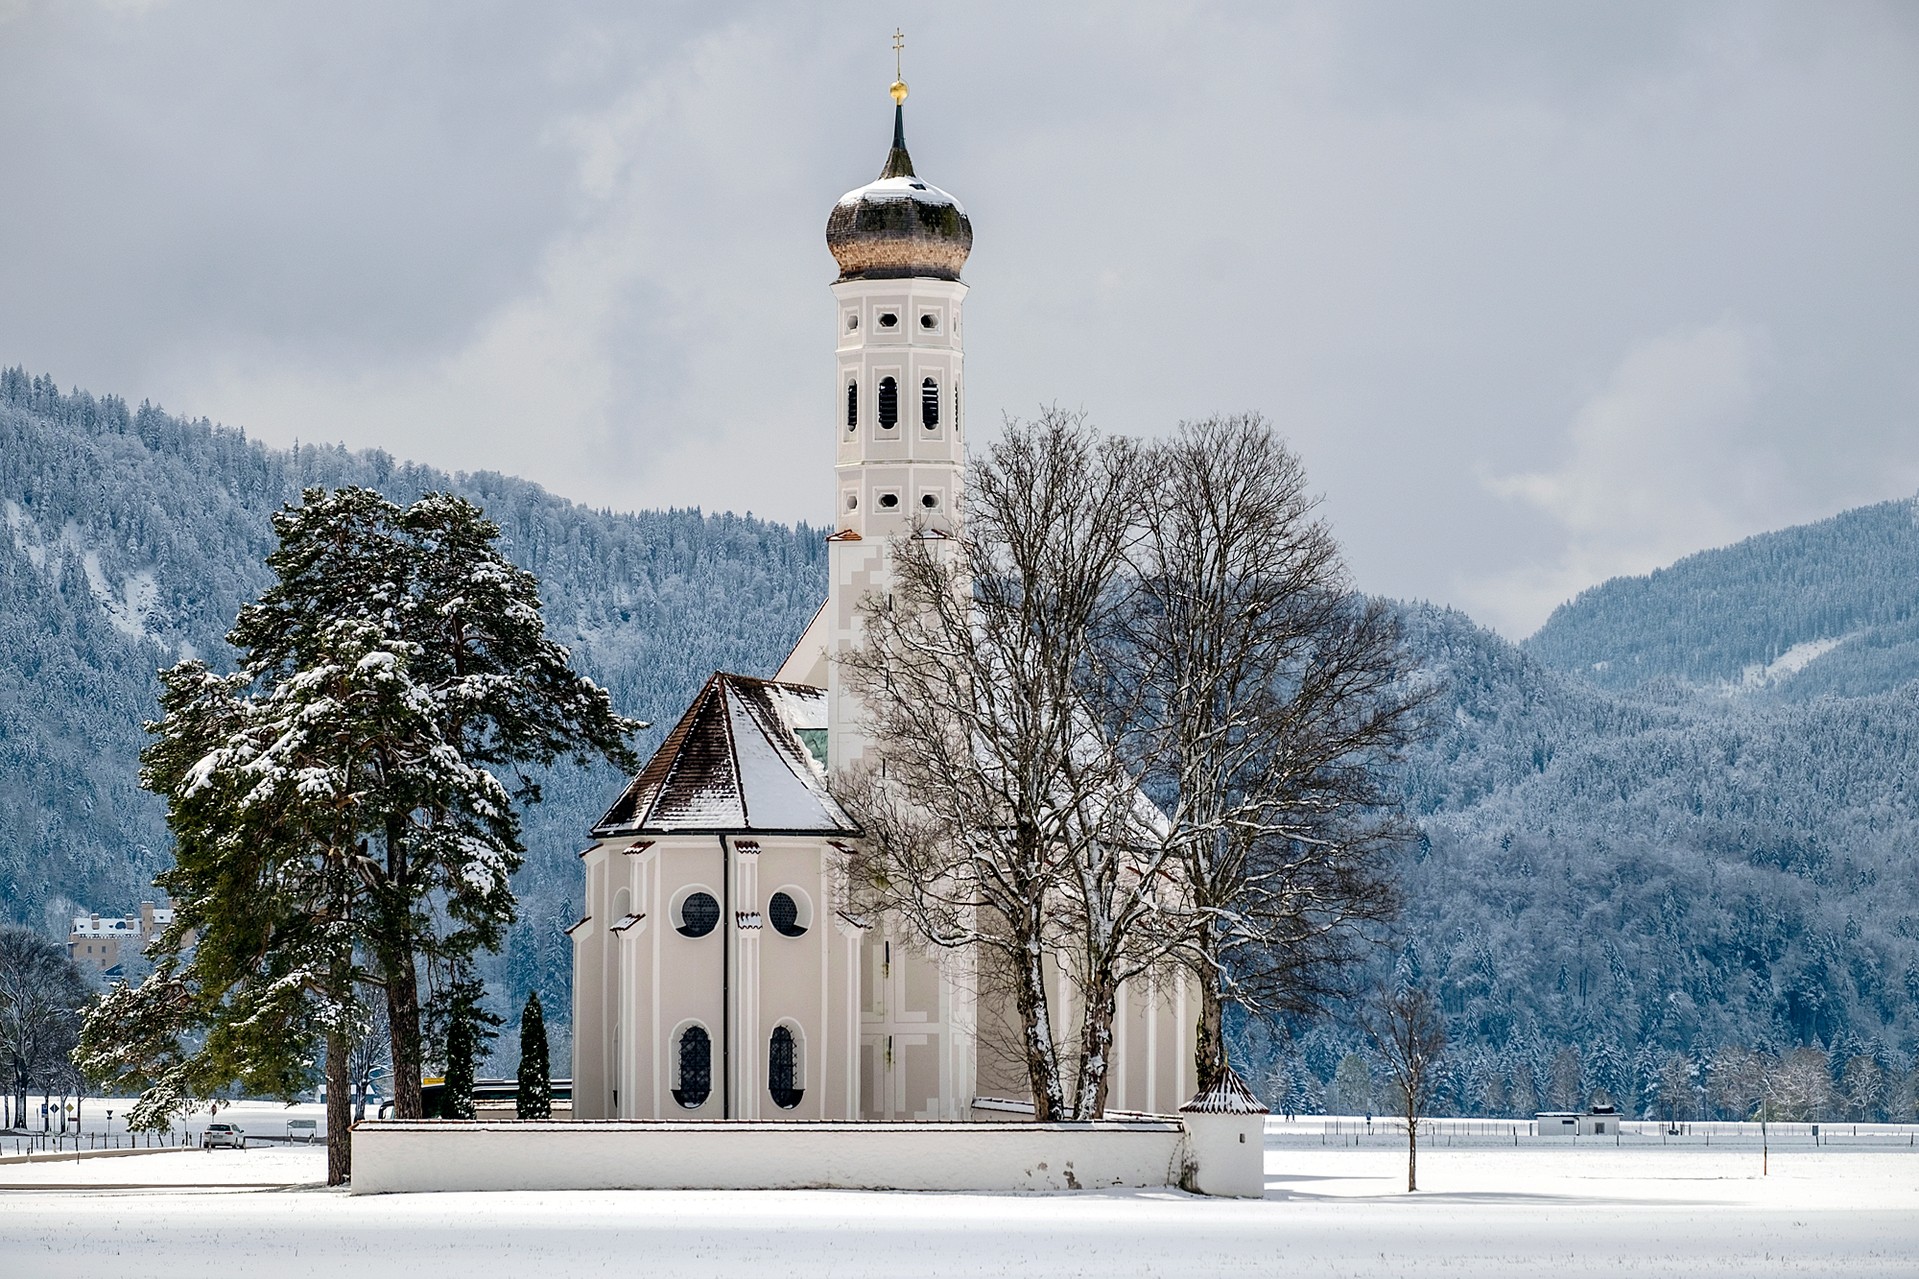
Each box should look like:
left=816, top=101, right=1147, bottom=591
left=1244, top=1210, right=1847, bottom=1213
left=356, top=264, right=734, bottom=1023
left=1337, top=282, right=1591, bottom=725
left=592, top=672, right=857, bottom=837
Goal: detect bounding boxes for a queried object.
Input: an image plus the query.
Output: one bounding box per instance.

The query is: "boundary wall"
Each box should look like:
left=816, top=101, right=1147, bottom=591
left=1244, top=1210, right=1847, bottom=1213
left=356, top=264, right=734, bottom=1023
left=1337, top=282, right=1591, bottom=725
left=349, top=1119, right=1201, bottom=1195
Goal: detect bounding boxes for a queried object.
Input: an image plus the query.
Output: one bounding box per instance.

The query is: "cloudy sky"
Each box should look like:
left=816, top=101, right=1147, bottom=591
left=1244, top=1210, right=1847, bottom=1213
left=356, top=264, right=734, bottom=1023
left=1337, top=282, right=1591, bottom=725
left=3, top=2, right=1915, bottom=635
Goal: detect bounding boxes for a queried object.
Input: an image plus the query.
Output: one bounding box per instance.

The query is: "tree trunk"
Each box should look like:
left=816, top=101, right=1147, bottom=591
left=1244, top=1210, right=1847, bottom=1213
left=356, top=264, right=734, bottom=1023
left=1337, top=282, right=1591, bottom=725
left=326, top=1028, right=351, bottom=1186
left=1014, top=945, right=1064, bottom=1122
left=381, top=949, right=424, bottom=1120
left=1074, top=974, right=1120, bottom=1120
left=379, top=815, right=425, bottom=1120
left=1407, top=1113, right=1417, bottom=1192
left=1194, top=972, right=1228, bottom=1095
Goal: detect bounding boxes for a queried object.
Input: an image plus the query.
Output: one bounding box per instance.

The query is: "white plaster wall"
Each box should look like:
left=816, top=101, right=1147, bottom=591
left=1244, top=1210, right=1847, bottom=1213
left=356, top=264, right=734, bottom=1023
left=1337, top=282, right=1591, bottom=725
left=350, top=1121, right=1190, bottom=1195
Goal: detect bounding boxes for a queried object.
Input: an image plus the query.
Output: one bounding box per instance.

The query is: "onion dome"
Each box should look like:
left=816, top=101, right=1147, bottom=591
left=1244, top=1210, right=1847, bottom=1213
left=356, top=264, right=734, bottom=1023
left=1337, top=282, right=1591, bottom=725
left=826, top=96, right=972, bottom=282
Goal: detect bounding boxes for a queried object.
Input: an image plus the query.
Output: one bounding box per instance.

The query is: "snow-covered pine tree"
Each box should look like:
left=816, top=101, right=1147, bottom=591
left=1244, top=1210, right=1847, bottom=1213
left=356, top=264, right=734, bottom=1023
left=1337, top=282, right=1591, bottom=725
left=440, top=979, right=486, bottom=1121
left=226, top=487, right=640, bottom=1121
left=79, top=486, right=639, bottom=1182
left=516, top=991, right=551, bottom=1120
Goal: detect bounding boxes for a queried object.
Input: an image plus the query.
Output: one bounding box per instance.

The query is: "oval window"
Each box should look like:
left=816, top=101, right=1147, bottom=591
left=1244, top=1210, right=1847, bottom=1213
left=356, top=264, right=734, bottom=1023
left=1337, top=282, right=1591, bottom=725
left=877, top=492, right=900, bottom=510
left=676, top=891, right=719, bottom=938
left=878, top=312, right=898, bottom=328
left=673, top=1025, right=712, bottom=1109
left=921, top=493, right=939, bottom=509
left=847, top=313, right=859, bottom=331
left=769, top=891, right=806, bottom=937
left=921, top=377, right=939, bottom=429
left=878, top=377, right=898, bottom=428
left=920, top=313, right=937, bottom=329
left=846, top=381, right=858, bottom=431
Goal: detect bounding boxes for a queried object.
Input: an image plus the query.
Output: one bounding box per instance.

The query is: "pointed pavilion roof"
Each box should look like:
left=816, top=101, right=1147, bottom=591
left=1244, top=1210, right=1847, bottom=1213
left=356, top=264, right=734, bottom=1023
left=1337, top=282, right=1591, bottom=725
left=592, top=672, right=856, bottom=837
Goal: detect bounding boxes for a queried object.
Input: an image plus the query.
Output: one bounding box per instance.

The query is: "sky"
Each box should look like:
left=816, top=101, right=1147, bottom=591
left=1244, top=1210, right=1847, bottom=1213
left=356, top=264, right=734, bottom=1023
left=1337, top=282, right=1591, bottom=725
left=2, top=2, right=1915, bottom=637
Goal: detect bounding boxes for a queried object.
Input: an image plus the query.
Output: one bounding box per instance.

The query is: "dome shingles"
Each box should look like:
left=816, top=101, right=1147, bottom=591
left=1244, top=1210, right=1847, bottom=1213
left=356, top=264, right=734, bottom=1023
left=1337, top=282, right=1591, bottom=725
left=826, top=104, right=972, bottom=283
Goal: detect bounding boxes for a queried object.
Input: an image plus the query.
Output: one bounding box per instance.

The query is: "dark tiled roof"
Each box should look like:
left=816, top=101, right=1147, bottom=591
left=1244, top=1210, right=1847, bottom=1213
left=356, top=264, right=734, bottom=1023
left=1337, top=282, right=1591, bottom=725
left=1179, top=1066, right=1269, bottom=1115
left=592, top=672, right=857, bottom=837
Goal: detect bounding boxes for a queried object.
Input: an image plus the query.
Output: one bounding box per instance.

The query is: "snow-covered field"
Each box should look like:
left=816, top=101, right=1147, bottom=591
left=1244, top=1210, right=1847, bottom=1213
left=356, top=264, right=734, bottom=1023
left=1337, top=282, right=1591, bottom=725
left=3, top=1135, right=1916, bottom=1276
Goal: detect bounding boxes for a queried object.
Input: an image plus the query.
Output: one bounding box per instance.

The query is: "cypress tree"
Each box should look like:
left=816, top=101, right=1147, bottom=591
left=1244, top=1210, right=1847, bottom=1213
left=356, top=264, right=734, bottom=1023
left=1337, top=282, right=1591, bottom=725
left=516, top=992, right=551, bottom=1120
left=441, top=980, right=483, bottom=1121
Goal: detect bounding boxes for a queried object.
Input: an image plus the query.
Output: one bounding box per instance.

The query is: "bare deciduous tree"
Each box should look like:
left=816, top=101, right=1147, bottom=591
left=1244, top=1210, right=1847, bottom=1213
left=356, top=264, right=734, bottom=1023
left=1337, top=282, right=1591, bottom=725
left=1363, top=983, right=1445, bottom=1192
left=838, top=410, right=1168, bottom=1120
left=0, top=925, right=91, bottom=1132
left=1133, top=416, right=1423, bottom=1090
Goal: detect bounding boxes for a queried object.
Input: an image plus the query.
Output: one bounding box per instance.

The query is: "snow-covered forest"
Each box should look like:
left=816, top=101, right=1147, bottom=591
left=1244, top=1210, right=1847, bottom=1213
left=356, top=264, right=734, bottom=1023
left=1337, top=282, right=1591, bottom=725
left=6, top=369, right=1918, bottom=1113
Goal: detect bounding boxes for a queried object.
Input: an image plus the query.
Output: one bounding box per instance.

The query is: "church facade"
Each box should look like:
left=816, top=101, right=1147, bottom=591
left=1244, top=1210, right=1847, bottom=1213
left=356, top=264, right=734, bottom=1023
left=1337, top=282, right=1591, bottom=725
left=571, top=83, right=1194, bottom=1124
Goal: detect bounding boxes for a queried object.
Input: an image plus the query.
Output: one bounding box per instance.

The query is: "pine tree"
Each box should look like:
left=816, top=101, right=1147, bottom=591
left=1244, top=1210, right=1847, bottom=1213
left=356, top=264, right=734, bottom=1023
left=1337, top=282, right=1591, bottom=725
left=516, top=991, right=551, bottom=1120
left=441, top=981, right=480, bottom=1121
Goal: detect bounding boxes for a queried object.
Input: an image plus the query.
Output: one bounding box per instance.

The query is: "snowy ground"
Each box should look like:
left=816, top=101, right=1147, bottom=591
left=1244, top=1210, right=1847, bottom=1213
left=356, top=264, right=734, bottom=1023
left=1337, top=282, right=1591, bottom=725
left=3, top=1133, right=1917, bottom=1276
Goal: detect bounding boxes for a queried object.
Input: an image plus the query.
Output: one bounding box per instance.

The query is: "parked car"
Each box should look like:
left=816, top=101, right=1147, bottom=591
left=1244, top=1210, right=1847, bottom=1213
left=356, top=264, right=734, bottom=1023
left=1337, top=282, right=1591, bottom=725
left=287, top=1119, right=318, bottom=1144
left=202, top=1122, right=246, bottom=1150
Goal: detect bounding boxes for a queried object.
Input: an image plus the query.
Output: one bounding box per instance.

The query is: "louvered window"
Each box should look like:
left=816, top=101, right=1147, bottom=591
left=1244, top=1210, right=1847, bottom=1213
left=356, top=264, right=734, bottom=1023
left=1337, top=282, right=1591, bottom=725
left=673, top=1026, right=711, bottom=1109
left=769, top=1025, right=803, bottom=1109
left=921, top=378, right=939, bottom=429
left=846, top=381, right=857, bottom=431
left=878, top=377, right=898, bottom=429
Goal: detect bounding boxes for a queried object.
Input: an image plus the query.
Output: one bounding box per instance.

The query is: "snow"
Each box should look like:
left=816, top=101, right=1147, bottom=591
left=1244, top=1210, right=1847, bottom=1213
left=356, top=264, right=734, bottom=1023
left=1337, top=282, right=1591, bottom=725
left=4, top=1137, right=1917, bottom=1275
left=836, top=174, right=965, bottom=212
left=1722, top=633, right=1858, bottom=694
left=5, top=500, right=161, bottom=641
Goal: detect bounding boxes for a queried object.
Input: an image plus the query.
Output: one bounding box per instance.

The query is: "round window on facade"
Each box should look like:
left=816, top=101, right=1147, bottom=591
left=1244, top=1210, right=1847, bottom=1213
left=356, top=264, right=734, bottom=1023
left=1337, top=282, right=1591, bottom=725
left=921, top=493, right=939, bottom=509
left=847, top=313, right=859, bottom=332
left=920, top=313, right=937, bottom=330
left=675, top=890, right=720, bottom=938
left=877, top=492, right=900, bottom=510
left=878, top=312, right=898, bottom=328
left=673, top=1025, right=712, bottom=1109
left=769, top=891, right=808, bottom=937
left=845, top=492, right=858, bottom=511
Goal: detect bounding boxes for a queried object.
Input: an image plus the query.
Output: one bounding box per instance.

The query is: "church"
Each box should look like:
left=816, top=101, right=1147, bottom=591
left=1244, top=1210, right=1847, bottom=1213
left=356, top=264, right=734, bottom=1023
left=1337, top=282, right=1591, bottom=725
left=569, top=74, right=1195, bottom=1125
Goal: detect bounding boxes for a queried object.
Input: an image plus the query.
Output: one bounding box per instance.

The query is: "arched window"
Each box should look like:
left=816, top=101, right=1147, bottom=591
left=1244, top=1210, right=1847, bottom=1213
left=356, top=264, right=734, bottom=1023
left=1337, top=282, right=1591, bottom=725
left=672, top=1025, right=711, bottom=1109
left=921, top=378, right=939, bottom=429
left=845, top=381, right=857, bottom=432
left=769, top=1025, right=803, bottom=1109
left=878, top=377, right=898, bottom=429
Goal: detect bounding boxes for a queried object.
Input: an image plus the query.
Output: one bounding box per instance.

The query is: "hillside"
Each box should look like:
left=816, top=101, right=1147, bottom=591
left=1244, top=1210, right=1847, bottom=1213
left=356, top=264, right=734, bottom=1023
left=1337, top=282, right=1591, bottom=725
left=8, top=367, right=1919, bottom=1114
left=1524, top=496, right=1919, bottom=698
left=0, top=369, right=826, bottom=1059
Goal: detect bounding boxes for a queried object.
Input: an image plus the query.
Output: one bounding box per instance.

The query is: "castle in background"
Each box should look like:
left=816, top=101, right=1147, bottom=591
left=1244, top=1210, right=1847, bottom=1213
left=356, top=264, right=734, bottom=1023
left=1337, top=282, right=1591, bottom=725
left=568, top=76, right=1195, bottom=1123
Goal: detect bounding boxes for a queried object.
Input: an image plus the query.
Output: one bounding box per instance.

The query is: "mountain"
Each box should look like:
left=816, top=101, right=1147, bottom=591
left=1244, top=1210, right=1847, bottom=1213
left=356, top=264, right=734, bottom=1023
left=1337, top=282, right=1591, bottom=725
left=1525, top=497, right=1919, bottom=699
left=8, top=366, right=1917, bottom=1114
left=0, top=369, right=826, bottom=1062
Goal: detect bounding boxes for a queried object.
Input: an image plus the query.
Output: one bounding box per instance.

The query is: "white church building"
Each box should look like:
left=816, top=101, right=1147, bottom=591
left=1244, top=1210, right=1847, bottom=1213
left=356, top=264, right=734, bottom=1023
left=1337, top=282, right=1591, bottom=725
left=569, top=81, right=1196, bottom=1125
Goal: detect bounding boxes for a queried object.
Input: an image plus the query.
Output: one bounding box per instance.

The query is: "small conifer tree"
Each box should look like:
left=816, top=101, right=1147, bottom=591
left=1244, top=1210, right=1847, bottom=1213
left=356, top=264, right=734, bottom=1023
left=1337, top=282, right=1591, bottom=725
left=516, top=992, right=552, bottom=1120
left=440, top=979, right=493, bottom=1121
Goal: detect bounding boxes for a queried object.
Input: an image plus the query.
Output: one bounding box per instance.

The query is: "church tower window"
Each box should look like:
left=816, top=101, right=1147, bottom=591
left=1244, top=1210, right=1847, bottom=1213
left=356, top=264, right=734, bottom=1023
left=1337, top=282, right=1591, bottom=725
left=769, top=1024, right=804, bottom=1109
left=846, top=381, right=858, bottom=432
left=878, top=377, right=898, bottom=428
left=672, top=1025, right=712, bottom=1109
left=921, top=377, right=939, bottom=428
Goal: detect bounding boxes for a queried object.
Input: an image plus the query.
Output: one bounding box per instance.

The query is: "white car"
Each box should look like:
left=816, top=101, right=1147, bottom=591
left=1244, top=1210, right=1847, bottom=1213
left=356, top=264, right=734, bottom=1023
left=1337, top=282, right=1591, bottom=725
left=287, top=1118, right=319, bottom=1144
left=201, top=1122, right=246, bottom=1149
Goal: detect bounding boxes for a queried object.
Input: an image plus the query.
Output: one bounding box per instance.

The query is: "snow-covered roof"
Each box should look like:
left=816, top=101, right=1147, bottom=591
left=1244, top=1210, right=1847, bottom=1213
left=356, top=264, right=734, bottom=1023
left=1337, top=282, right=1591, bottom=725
left=592, top=672, right=857, bottom=837
left=1179, top=1067, right=1269, bottom=1115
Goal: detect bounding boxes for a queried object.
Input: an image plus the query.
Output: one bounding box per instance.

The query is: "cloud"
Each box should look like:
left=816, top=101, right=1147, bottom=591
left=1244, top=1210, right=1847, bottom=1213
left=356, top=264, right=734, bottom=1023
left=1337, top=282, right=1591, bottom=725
left=1462, top=319, right=1786, bottom=635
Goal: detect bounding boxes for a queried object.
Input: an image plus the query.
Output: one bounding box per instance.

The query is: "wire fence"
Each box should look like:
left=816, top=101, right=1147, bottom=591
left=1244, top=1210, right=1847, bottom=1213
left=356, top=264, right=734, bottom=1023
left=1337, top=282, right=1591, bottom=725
left=1268, top=1116, right=1919, bottom=1149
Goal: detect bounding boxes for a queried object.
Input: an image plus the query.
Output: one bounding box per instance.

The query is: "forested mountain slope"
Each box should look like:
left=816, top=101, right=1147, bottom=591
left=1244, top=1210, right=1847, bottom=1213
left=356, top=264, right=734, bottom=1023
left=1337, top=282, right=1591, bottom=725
left=0, top=370, right=825, bottom=1059
left=9, top=366, right=1918, bottom=1110
left=1525, top=496, right=1919, bottom=699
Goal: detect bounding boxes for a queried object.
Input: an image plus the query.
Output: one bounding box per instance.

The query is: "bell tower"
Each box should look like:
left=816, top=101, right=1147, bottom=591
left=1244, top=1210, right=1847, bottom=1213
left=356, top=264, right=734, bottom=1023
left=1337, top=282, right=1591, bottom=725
left=820, top=63, right=973, bottom=775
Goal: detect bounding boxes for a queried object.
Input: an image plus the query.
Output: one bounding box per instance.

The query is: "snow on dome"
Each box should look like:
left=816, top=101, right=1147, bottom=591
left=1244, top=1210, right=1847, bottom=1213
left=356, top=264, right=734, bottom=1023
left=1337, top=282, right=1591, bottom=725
left=826, top=104, right=972, bottom=282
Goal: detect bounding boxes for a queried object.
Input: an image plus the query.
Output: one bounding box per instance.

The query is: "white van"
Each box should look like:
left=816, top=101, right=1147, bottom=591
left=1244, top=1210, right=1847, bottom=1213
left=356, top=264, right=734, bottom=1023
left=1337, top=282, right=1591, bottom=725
left=287, top=1119, right=319, bottom=1144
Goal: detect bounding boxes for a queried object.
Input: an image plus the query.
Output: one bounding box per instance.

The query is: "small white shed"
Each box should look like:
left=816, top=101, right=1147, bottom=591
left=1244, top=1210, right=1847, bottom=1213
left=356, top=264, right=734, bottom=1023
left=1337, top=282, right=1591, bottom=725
left=1536, top=1108, right=1620, bottom=1135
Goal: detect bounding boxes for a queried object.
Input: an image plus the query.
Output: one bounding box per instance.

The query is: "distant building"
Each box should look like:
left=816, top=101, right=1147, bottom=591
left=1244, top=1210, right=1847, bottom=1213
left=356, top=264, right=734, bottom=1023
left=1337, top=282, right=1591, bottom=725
left=68, top=900, right=173, bottom=974
left=1537, top=1106, right=1620, bottom=1135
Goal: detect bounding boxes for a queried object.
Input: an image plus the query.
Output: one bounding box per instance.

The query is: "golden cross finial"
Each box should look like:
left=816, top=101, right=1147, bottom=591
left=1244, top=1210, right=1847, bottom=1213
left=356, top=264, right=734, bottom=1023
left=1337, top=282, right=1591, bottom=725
left=890, top=29, right=909, bottom=104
